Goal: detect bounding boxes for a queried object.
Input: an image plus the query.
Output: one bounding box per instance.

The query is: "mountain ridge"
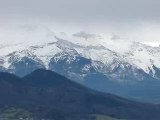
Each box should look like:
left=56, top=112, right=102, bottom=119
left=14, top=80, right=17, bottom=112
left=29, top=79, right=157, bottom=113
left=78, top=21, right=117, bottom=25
left=0, top=69, right=160, bottom=120
left=1, top=35, right=160, bottom=80
left=1, top=29, right=160, bottom=102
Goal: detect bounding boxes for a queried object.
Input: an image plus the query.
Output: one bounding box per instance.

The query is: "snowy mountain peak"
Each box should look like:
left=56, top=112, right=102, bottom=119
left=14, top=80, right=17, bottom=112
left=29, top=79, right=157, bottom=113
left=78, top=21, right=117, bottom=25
left=0, top=26, right=160, bottom=80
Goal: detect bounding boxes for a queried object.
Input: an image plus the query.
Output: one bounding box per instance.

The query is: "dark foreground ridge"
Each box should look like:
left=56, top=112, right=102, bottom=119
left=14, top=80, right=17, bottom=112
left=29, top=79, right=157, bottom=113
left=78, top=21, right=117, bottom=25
left=0, top=69, right=160, bottom=120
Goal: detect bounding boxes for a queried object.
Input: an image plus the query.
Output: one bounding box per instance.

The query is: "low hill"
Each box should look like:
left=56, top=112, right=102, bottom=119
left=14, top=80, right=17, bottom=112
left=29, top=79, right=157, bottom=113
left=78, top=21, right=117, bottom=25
left=0, top=69, right=160, bottom=120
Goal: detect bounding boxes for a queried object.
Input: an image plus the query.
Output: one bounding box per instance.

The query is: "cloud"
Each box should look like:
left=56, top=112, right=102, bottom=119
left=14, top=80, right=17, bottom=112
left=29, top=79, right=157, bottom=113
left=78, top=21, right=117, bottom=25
left=73, top=31, right=97, bottom=40
left=0, top=0, right=160, bottom=22
left=110, top=34, right=121, bottom=41
left=0, top=0, right=160, bottom=44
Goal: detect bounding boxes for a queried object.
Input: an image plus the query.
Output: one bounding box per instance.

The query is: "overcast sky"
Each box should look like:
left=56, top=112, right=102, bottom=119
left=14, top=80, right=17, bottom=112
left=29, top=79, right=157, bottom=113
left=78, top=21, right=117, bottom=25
left=0, top=0, right=160, bottom=21
left=0, top=0, right=160, bottom=45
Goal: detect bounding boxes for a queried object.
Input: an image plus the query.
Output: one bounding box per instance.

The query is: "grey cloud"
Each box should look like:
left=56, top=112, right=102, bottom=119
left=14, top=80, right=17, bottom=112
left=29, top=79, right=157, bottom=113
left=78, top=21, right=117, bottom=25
left=0, top=0, right=160, bottom=44
left=73, top=31, right=97, bottom=40
left=0, top=0, right=160, bottom=22
left=111, top=35, right=121, bottom=41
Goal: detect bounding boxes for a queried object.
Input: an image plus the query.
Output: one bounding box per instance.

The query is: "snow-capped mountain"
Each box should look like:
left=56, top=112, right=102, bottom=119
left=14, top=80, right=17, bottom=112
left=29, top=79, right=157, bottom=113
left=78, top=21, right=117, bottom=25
left=1, top=26, right=160, bottom=102
left=0, top=28, right=160, bottom=80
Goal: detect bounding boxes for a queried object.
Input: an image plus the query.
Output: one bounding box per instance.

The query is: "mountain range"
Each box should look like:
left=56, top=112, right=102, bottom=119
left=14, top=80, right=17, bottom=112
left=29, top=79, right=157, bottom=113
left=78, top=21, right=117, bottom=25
left=1, top=27, right=160, bottom=102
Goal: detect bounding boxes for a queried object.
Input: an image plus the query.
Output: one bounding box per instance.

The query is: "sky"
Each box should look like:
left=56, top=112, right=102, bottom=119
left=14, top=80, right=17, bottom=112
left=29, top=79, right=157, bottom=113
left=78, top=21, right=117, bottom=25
left=0, top=0, right=160, bottom=46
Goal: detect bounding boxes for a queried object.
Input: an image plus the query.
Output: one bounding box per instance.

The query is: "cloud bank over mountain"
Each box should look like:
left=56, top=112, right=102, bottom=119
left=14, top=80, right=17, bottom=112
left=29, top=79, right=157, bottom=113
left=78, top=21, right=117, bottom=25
left=0, top=0, right=160, bottom=46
